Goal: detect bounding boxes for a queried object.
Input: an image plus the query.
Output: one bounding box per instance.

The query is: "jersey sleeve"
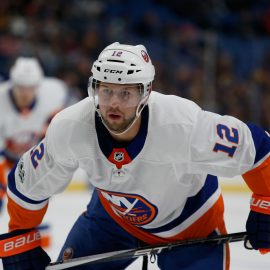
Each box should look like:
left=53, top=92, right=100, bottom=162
left=6, top=119, right=78, bottom=231
left=0, top=121, right=7, bottom=197
left=189, top=109, right=270, bottom=195
left=0, top=118, right=4, bottom=154
left=242, top=125, right=270, bottom=195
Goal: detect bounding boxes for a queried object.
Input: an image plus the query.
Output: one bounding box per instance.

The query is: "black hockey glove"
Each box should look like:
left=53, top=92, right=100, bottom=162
left=0, top=229, right=51, bottom=270
left=245, top=194, right=270, bottom=254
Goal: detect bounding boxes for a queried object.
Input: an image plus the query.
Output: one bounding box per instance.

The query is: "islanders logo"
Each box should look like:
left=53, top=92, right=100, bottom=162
left=141, top=50, right=149, bottom=63
left=98, top=189, right=158, bottom=226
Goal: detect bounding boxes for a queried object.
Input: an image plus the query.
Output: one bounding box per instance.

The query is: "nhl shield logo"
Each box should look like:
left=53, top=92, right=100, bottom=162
left=108, top=148, right=131, bottom=169
left=114, top=152, right=124, bottom=162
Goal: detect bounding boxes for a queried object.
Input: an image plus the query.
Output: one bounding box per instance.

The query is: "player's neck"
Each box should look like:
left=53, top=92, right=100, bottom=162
left=14, top=99, right=32, bottom=111
left=10, top=89, right=36, bottom=112
left=109, top=116, right=142, bottom=142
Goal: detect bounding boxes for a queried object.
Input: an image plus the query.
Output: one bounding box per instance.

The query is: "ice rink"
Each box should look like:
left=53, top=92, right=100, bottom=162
left=1, top=187, right=269, bottom=269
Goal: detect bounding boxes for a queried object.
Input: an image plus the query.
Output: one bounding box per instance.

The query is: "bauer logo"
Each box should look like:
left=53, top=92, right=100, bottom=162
left=98, top=189, right=158, bottom=226
left=3, top=231, right=41, bottom=253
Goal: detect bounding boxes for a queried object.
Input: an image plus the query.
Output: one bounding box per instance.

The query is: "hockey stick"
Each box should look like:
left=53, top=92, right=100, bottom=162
left=46, top=231, right=247, bottom=270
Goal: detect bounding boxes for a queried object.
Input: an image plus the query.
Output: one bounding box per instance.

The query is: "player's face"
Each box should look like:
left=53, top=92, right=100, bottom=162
left=97, top=83, right=142, bottom=133
left=12, top=85, right=37, bottom=109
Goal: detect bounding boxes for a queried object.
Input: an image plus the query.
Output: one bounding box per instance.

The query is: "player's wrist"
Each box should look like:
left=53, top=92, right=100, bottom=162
left=0, top=229, right=51, bottom=270
left=246, top=194, right=270, bottom=252
left=250, top=194, right=270, bottom=215
left=0, top=229, right=41, bottom=257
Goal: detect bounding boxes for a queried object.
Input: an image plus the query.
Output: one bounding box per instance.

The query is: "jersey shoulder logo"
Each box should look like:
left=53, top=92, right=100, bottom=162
left=17, top=158, right=25, bottom=183
left=97, top=189, right=158, bottom=226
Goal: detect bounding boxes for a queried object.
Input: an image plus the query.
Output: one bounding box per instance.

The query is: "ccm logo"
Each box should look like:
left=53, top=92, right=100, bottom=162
left=4, top=231, right=41, bottom=252
left=104, top=69, right=123, bottom=74
left=251, top=198, right=270, bottom=210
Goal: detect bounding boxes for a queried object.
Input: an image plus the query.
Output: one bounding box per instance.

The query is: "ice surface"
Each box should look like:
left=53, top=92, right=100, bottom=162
left=0, top=191, right=269, bottom=269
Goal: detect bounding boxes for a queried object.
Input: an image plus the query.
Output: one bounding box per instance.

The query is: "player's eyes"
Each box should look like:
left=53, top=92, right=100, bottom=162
left=119, top=90, right=131, bottom=99
left=101, top=88, right=112, bottom=95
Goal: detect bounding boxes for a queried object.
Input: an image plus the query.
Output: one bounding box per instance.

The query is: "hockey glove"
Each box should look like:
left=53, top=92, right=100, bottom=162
left=0, top=229, right=51, bottom=270
left=246, top=194, right=270, bottom=253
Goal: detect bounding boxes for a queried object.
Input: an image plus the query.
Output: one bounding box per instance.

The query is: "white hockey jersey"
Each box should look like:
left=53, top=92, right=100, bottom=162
left=0, top=78, right=67, bottom=163
left=7, top=91, right=270, bottom=243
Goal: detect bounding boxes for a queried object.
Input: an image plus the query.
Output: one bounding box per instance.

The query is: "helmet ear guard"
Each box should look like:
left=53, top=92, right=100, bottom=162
left=88, top=77, right=99, bottom=108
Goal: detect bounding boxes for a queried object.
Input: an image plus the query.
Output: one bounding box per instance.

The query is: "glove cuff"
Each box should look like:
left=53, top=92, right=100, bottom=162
left=0, top=229, right=41, bottom=257
left=250, top=194, right=270, bottom=215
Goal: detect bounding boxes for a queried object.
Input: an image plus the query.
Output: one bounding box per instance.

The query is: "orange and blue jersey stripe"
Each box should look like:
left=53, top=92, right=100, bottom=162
left=6, top=166, right=48, bottom=231
left=142, top=175, right=220, bottom=236
left=243, top=124, right=270, bottom=195
left=97, top=174, right=225, bottom=245
left=7, top=166, right=48, bottom=210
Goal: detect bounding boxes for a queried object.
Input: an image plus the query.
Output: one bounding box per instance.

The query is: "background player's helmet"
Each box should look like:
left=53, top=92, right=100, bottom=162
left=88, top=42, right=155, bottom=106
left=10, top=57, right=44, bottom=87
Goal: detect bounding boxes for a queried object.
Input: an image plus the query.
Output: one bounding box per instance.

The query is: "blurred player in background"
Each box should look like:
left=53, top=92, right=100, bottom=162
left=0, top=57, right=70, bottom=249
left=0, top=43, right=269, bottom=270
left=0, top=57, right=69, bottom=212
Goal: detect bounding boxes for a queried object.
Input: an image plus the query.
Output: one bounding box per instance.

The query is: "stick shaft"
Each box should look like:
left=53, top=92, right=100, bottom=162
left=46, top=231, right=247, bottom=270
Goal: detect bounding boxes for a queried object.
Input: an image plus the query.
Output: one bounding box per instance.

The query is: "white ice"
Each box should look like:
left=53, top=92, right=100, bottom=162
left=1, top=190, right=269, bottom=269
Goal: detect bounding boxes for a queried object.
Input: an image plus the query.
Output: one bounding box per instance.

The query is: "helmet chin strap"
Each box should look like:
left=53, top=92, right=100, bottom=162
left=96, top=95, right=149, bottom=137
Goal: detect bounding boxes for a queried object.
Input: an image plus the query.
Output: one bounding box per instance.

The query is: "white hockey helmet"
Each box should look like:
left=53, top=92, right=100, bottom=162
left=89, top=42, right=155, bottom=98
left=10, top=57, right=44, bottom=87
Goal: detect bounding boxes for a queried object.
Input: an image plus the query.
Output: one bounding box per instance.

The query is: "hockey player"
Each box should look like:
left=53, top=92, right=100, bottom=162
left=0, top=43, right=269, bottom=270
left=0, top=57, right=70, bottom=251
left=0, top=57, right=68, bottom=214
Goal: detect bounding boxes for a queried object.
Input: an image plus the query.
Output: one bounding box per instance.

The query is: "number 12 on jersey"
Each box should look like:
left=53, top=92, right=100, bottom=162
left=30, top=142, right=45, bottom=168
left=213, top=124, right=239, bottom=157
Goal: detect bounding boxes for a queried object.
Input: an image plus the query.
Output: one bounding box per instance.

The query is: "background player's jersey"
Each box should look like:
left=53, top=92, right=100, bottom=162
left=7, top=91, right=270, bottom=243
left=0, top=78, right=68, bottom=163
